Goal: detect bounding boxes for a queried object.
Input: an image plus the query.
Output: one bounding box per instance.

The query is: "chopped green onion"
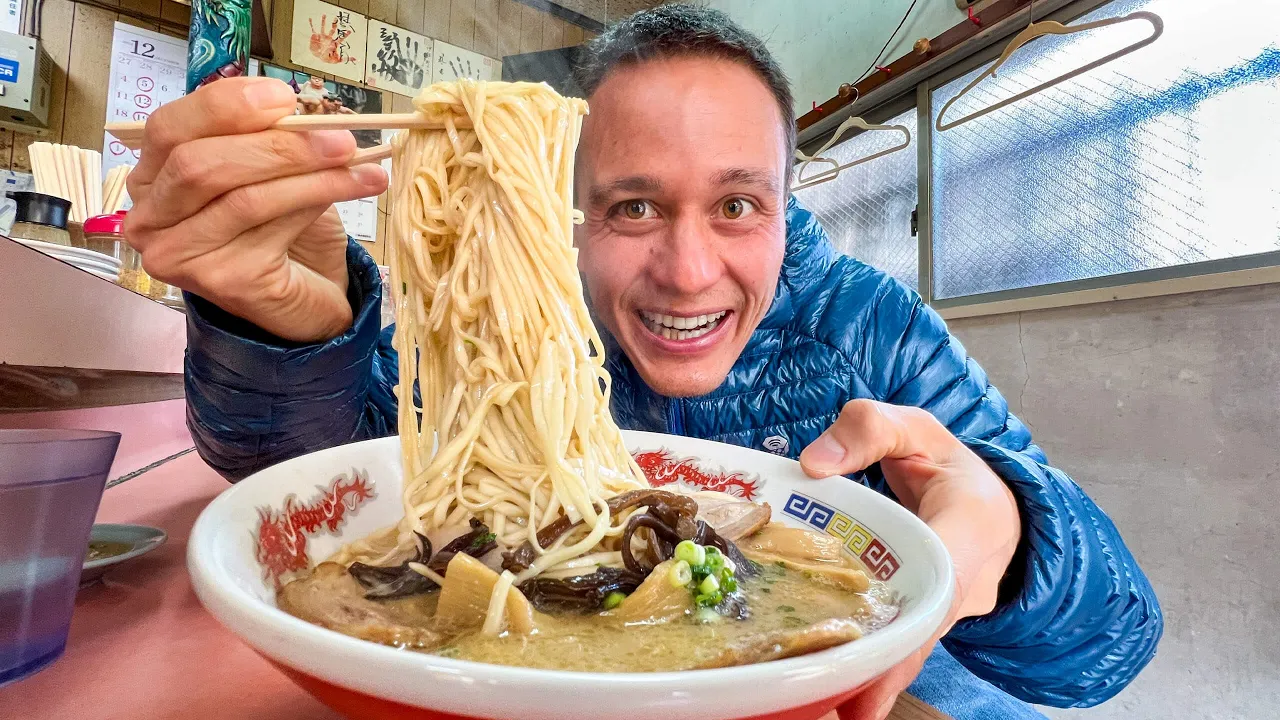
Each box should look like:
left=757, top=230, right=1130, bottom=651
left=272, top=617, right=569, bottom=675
left=695, top=590, right=724, bottom=608
left=669, top=560, right=693, bottom=588
left=705, top=547, right=724, bottom=571
left=675, top=540, right=706, bottom=566
left=695, top=607, right=722, bottom=624
left=699, top=574, right=720, bottom=595
left=723, top=558, right=737, bottom=574
left=722, top=576, right=738, bottom=594
left=603, top=591, right=627, bottom=610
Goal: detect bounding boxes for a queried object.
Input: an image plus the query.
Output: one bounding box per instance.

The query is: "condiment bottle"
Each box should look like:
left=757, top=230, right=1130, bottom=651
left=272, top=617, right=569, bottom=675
left=82, top=211, right=127, bottom=262
left=9, top=192, right=71, bottom=246
left=93, top=211, right=163, bottom=299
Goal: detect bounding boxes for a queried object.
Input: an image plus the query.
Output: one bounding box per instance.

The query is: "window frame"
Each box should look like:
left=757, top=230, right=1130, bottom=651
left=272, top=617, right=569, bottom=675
left=805, top=0, right=1280, bottom=317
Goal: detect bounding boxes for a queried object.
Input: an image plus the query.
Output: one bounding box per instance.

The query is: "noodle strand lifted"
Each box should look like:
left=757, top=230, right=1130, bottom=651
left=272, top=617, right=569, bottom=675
left=332, top=81, right=649, bottom=634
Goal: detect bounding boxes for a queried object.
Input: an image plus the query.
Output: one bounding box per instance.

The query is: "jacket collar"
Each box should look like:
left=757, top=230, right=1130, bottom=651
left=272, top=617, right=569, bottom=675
left=757, top=196, right=837, bottom=330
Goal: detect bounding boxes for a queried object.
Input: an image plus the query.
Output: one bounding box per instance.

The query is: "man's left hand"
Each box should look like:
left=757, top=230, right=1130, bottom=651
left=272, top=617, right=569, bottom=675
left=798, top=400, right=1022, bottom=720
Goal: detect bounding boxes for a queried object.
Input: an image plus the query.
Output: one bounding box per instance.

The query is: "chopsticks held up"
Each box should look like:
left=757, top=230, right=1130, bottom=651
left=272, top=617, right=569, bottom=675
left=30, top=143, right=117, bottom=223
left=105, top=112, right=449, bottom=158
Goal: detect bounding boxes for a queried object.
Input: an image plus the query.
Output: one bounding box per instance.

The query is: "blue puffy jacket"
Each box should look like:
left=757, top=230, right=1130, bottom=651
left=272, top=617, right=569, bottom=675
left=184, top=199, right=1161, bottom=719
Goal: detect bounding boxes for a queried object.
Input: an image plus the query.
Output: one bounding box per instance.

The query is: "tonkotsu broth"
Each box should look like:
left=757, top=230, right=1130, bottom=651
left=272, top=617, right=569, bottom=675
left=279, top=560, right=900, bottom=673
left=436, top=566, right=898, bottom=672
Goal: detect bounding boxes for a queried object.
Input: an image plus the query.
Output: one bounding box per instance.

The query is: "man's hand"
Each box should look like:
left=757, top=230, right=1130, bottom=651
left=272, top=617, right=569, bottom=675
left=124, top=77, right=389, bottom=343
left=798, top=400, right=1022, bottom=720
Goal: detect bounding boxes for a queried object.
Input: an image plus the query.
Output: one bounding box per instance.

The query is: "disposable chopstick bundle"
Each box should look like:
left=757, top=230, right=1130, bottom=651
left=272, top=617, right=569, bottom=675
left=101, top=165, right=132, bottom=214
left=27, top=142, right=106, bottom=223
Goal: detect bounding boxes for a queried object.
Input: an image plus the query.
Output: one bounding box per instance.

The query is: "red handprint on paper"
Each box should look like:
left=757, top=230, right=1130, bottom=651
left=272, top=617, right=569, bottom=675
left=308, top=14, right=350, bottom=65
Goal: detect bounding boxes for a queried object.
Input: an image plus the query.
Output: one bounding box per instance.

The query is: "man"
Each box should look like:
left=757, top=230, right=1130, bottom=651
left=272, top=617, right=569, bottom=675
left=125, top=6, right=1160, bottom=719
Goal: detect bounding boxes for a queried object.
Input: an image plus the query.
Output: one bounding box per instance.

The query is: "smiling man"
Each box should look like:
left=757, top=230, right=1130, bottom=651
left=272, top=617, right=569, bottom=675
left=124, top=5, right=1160, bottom=719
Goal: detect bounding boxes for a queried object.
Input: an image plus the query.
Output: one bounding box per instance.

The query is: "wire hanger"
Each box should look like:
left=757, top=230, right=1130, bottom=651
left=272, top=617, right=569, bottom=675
left=935, top=9, right=1164, bottom=132
left=793, top=116, right=912, bottom=191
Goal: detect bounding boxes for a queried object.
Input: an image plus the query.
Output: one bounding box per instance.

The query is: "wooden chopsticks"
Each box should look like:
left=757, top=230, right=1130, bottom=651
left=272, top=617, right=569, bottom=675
left=105, top=112, right=468, bottom=151
left=30, top=142, right=114, bottom=223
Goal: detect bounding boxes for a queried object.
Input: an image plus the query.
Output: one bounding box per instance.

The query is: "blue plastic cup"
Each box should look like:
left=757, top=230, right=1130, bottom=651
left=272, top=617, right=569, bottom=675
left=0, top=429, right=120, bottom=687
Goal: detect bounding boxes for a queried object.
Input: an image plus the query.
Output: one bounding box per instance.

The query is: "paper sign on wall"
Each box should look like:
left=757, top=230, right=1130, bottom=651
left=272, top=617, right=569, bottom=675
left=432, top=39, right=500, bottom=83
left=365, top=20, right=432, bottom=97
left=291, top=0, right=367, bottom=83
left=103, top=24, right=188, bottom=185
left=336, top=196, right=378, bottom=242
left=0, top=0, right=20, bottom=35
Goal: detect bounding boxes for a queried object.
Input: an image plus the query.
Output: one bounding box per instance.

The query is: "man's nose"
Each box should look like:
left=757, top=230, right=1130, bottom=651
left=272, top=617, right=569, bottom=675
left=657, top=215, right=722, bottom=295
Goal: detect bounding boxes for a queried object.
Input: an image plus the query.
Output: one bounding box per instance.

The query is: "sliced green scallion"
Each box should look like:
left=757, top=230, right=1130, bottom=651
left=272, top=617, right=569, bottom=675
left=675, top=540, right=706, bottom=566
left=669, top=559, right=693, bottom=588
left=699, top=573, right=720, bottom=595
left=603, top=591, right=627, bottom=610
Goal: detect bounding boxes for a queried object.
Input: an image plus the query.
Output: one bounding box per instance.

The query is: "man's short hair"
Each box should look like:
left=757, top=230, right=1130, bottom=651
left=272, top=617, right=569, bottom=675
left=573, top=4, right=797, bottom=156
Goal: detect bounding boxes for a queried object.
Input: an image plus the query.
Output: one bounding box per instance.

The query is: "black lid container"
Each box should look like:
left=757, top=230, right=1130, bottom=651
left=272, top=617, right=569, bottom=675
left=11, top=191, right=71, bottom=229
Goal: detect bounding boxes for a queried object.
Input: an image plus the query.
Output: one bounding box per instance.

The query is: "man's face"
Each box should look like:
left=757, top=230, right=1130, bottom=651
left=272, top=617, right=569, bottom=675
left=576, top=57, right=788, bottom=398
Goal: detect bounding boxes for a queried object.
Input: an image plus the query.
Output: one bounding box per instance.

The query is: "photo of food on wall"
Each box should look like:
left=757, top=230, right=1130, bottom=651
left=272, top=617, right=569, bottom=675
left=259, top=62, right=383, bottom=148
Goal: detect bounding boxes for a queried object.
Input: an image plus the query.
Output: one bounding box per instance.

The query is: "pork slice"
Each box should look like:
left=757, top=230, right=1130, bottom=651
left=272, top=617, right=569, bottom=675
left=277, top=562, right=447, bottom=650
left=695, top=618, right=863, bottom=669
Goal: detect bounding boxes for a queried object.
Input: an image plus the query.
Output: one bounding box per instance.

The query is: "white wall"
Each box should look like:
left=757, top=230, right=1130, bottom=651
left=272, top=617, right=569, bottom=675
left=701, top=0, right=973, bottom=115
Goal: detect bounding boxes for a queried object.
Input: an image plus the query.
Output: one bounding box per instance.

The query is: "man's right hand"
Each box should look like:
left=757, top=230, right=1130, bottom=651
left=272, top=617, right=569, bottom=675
left=124, top=76, right=389, bottom=343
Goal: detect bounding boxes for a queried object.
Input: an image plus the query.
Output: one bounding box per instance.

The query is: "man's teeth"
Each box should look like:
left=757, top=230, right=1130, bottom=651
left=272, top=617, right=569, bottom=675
left=640, top=310, right=727, bottom=341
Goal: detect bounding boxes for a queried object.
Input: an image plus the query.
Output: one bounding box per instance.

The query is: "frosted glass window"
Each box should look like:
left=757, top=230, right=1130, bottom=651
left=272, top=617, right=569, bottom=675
left=793, top=108, right=919, bottom=291
left=930, top=0, right=1280, bottom=300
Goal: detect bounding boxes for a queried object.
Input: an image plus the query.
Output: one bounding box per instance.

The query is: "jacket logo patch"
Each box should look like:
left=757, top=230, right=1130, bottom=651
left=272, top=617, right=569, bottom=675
left=763, top=435, right=789, bottom=455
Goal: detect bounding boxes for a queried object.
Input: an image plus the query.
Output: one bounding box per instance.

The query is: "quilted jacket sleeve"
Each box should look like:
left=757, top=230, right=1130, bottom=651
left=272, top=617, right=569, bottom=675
left=184, top=239, right=399, bottom=481
left=851, top=273, right=1162, bottom=708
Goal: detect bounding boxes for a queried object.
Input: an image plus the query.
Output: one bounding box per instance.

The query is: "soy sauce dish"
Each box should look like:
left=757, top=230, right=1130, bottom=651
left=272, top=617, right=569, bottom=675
left=81, top=524, right=167, bottom=586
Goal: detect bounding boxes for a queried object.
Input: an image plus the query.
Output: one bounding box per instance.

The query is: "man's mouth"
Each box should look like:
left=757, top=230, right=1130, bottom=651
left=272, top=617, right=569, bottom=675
left=638, top=310, right=729, bottom=341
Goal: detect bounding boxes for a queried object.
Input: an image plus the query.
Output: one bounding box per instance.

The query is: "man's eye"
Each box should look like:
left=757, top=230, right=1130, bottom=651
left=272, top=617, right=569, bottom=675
left=623, top=200, right=651, bottom=220
left=722, top=198, right=754, bottom=219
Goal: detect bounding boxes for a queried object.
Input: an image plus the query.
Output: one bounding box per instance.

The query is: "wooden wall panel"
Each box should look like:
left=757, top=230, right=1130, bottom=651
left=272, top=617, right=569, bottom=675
left=396, top=0, right=425, bottom=34
left=422, top=0, right=448, bottom=39
left=366, top=0, right=395, bottom=22
left=518, top=3, right=541, bottom=54
left=62, top=4, right=119, bottom=151
left=472, top=0, right=497, bottom=56
left=540, top=14, right=561, bottom=50
left=496, top=0, right=520, bottom=58
left=564, top=22, right=583, bottom=47
left=447, top=0, right=473, bottom=47
left=337, top=0, right=371, bottom=17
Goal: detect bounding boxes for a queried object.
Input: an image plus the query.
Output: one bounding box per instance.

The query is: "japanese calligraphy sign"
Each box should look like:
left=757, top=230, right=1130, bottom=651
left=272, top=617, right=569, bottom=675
left=290, top=0, right=367, bottom=83
left=364, top=20, right=433, bottom=97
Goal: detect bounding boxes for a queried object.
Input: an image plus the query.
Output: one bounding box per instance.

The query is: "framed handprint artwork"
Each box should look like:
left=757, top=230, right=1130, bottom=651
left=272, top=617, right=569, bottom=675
left=364, top=20, right=432, bottom=97
left=290, top=0, right=367, bottom=83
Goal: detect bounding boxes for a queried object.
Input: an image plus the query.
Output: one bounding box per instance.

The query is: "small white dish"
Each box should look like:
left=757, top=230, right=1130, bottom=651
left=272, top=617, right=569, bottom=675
left=15, top=238, right=122, bottom=270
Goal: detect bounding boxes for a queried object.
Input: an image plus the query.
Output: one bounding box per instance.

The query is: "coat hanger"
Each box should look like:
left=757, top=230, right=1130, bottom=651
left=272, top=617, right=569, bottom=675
left=935, top=9, right=1164, bottom=132
left=793, top=116, right=912, bottom=191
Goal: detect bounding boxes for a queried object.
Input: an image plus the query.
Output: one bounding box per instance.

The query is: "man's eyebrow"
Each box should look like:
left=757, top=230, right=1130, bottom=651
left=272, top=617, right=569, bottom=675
left=712, top=167, right=781, bottom=195
left=587, top=175, right=663, bottom=206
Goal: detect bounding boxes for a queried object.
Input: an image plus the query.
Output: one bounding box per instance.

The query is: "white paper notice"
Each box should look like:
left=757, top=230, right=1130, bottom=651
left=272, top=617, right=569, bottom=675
left=336, top=196, right=378, bottom=241
left=103, top=24, right=187, bottom=190
left=432, top=39, right=500, bottom=83
left=0, top=0, right=21, bottom=34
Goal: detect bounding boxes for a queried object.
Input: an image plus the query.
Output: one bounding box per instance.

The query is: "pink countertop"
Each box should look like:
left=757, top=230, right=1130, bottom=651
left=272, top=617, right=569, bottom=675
left=0, top=451, right=341, bottom=720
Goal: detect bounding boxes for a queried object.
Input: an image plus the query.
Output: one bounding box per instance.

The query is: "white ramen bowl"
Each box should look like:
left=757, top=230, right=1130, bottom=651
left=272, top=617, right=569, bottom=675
left=188, top=431, right=954, bottom=720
